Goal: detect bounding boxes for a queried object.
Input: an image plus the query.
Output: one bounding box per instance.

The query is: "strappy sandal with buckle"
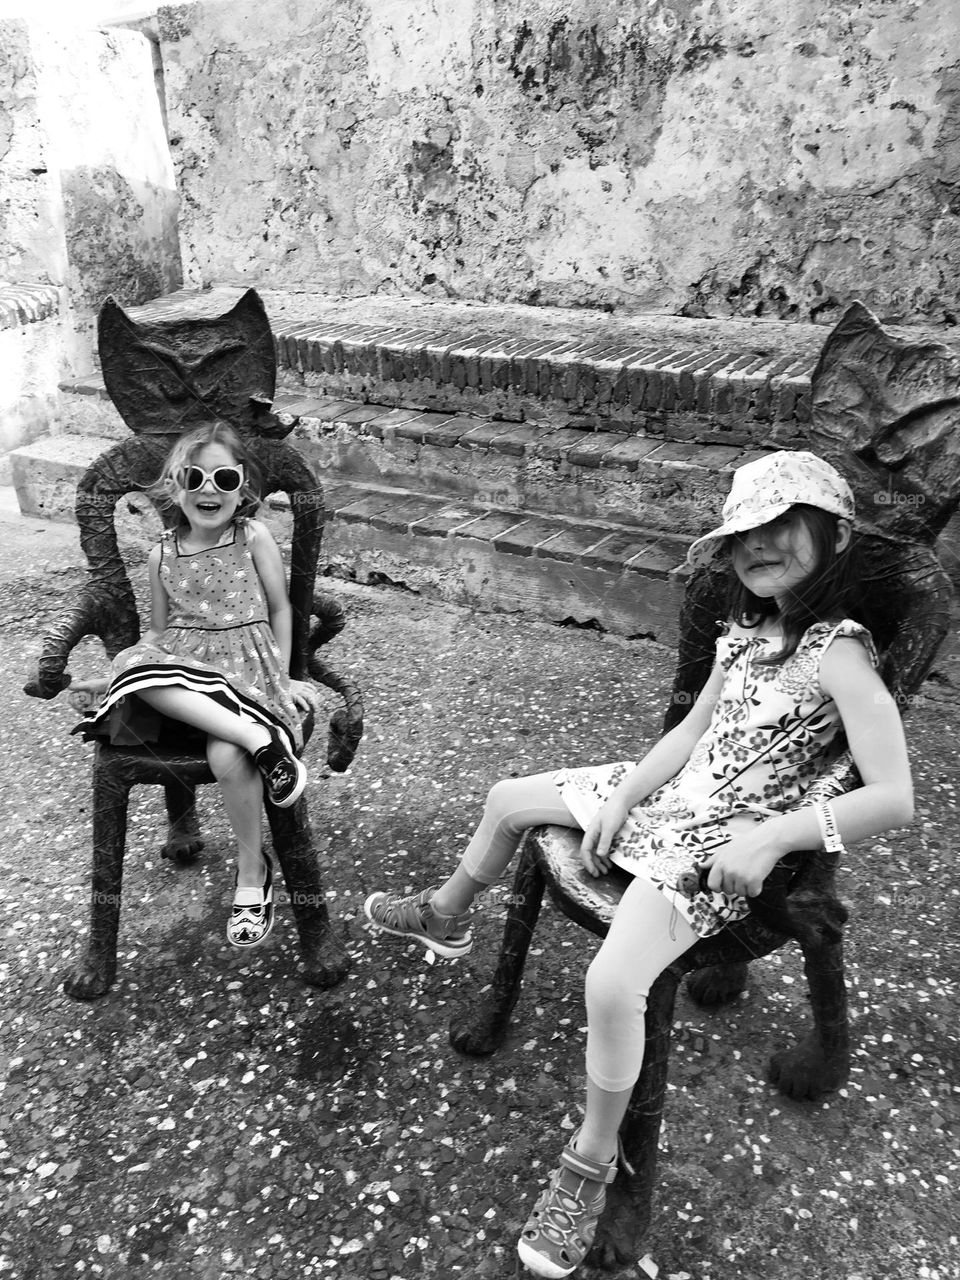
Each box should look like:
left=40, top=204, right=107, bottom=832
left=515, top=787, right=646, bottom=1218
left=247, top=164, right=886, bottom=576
left=517, top=1132, right=624, bottom=1278
left=226, top=853, right=275, bottom=948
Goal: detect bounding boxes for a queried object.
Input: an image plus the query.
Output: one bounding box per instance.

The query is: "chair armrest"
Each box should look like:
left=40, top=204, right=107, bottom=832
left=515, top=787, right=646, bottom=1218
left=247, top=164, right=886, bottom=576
left=302, top=590, right=364, bottom=772
left=23, top=581, right=140, bottom=700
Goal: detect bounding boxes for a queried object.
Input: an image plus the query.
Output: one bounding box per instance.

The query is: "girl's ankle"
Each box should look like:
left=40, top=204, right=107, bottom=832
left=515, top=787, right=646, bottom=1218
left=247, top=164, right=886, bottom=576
left=236, top=852, right=268, bottom=888
left=572, top=1133, right=617, bottom=1166
left=429, top=890, right=474, bottom=919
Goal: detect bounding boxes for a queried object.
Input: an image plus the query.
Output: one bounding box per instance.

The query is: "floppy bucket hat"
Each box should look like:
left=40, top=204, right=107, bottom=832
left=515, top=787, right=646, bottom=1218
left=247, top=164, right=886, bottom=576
left=687, top=450, right=855, bottom=569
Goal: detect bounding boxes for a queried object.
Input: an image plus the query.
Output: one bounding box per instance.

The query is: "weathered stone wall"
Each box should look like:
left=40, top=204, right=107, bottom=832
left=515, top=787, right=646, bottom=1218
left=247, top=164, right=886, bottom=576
left=30, top=24, right=183, bottom=343
left=0, top=17, right=182, bottom=453
left=0, top=19, right=67, bottom=290
left=1, top=20, right=181, bottom=315
left=160, top=0, right=960, bottom=326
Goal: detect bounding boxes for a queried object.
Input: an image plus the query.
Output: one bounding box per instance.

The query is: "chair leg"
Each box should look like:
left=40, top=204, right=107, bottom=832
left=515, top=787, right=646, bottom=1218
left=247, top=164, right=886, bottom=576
left=266, top=796, right=351, bottom=990
left=590, top=964, right=683, bottom=1270
left=769, top=934, right=850, bottom=1100
left=63, top=757, right=130, bottom=1000
left=160, top=779, right=204, bottom=864
left=685, top=959, right=750, bottom=1008
left=449, top=840, right=546, bottom=1056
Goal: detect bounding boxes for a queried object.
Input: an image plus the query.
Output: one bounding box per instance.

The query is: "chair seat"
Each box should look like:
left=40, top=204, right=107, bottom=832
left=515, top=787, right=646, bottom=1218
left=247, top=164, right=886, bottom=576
left=530, top=825, right=633, bottom=937
left=94, top=705, right=316, bottom=786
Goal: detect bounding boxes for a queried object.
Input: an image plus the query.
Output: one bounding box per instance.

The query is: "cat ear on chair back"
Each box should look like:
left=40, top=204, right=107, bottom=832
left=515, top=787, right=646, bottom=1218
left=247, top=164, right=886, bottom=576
left=808, top=300, right=960, bottom=546
left=97, top=288, right=291, bottom=447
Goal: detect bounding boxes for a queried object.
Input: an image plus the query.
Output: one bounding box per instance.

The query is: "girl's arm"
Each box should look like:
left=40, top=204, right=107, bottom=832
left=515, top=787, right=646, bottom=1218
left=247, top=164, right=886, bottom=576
left=702, top=637, right=914, bottom=897
left=143, top=544, right=168, bottom=644
left=248, top=520, right=293, bottom=672
left=581, top=661, right=725, bottom=874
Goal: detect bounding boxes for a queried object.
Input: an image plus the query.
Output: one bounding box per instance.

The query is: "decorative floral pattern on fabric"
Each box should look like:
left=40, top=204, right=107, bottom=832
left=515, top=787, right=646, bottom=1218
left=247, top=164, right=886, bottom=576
left=76, top=522, right=301, bottom=753
left=555, top=619, right=877, bottom=937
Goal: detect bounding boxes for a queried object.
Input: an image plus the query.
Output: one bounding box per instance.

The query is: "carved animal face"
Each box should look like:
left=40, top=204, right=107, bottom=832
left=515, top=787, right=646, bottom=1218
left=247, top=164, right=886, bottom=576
left=809, top=302, right=960, bottom=543
left=97, top=289, right=285, bottom=451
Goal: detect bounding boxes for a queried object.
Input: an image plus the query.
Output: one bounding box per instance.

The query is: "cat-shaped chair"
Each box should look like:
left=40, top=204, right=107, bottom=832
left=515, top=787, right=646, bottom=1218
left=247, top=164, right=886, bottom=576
left=24, top=290, right=363, bottom=998
left=451, top=302, right=959, bottom=1269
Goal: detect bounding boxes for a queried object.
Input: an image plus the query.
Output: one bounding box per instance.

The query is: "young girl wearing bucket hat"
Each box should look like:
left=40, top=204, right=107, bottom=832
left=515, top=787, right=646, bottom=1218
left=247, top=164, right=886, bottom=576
left=364, top=450, right=914, bottom=1278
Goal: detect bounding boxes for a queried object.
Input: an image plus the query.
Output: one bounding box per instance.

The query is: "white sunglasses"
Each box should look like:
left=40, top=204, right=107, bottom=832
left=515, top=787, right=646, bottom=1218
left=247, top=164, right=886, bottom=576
left=180, top=464, right=244, bottom=493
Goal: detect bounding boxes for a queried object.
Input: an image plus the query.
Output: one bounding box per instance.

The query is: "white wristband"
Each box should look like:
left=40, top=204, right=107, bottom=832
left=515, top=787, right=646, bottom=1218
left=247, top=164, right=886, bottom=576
left=815, top=801, right=846, bottom=855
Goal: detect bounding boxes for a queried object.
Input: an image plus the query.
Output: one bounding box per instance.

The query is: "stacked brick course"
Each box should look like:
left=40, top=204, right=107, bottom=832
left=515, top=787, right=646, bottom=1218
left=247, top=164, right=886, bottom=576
left=18, top=286, right=960, bottom=640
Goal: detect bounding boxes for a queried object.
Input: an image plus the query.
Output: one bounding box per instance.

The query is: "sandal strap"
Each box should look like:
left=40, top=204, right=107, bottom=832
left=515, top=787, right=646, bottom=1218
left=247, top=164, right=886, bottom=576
left=558, top=1141, right=618, bottom=1186
left=375, top=887, right=435, bottom=931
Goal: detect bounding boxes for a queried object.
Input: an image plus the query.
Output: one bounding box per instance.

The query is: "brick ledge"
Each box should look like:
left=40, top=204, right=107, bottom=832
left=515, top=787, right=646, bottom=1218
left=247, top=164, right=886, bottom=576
left=0, top=283, right=60, bottom=331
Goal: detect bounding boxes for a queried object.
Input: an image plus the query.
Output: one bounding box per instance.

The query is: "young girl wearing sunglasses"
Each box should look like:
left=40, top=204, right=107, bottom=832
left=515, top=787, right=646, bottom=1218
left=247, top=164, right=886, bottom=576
left=74, top=421, right=317, bottom=948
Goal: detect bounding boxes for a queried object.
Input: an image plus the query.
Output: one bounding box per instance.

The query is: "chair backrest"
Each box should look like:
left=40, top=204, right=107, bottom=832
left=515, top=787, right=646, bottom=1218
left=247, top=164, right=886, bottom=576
left=663, top=534, right=953, bottom=735
left=73, top=435, right=326, bottom=679
left=25, top=289, right=329, bottom=700
left=664, top=299, right=960, bottom=735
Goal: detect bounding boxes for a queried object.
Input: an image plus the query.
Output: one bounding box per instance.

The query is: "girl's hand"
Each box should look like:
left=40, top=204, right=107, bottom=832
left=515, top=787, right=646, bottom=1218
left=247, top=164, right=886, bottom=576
left=580, top=798, right=630, bottom=877
left=289, top=678, right=322, bottom=715
left=698, top=832, right=783, bottom=898
left=67, top=677, right=109, bottom=713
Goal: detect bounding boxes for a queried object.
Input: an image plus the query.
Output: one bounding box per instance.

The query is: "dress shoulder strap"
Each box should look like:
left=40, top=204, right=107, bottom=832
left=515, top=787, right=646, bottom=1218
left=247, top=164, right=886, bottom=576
left=158, top=528, right=176, bottom=565
left=811, top=619, right=879, bottom=669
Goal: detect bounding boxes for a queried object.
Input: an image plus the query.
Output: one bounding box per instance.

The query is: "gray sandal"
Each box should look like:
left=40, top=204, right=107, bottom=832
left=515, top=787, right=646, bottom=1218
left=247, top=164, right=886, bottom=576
left=517, top=1133, right=621, bottom=1278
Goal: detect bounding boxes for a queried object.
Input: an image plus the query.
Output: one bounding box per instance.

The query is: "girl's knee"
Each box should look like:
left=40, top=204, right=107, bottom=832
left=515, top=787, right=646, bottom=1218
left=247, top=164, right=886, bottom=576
left=485, top=777, right=519, bottom=814
left=206, top=738, right=246, bottom=778
left=585, top=947, right=646, bottom=1021
left=484, top=775, right=542, bottom=824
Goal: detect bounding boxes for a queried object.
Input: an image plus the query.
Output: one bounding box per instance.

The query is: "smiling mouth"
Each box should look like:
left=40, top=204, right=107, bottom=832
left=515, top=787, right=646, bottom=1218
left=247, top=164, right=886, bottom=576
left=196, top=502, right=221, bottom=513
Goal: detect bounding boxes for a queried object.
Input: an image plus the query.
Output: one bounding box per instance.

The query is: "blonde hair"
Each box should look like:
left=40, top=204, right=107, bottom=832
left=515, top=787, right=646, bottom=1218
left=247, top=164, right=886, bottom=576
left=151, top=421, right=261, bottom=529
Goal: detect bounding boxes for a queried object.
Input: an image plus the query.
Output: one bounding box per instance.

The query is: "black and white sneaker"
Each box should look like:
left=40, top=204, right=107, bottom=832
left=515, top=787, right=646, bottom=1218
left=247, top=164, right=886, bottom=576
left=226, top=854, right=276, bottom=948
left=254, top=731, right=307, bottom=808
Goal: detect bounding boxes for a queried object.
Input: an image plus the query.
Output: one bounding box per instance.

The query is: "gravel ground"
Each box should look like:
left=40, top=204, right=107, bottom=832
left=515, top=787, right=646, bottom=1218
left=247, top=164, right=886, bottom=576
left=1, top=489, right=958, bottom=1280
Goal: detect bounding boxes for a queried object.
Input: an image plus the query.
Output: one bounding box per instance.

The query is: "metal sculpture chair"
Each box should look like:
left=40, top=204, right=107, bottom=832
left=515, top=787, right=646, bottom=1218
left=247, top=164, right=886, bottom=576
left=23, top=290, right=364, bottom=999
left=450, top=301, right=959, bottom=1270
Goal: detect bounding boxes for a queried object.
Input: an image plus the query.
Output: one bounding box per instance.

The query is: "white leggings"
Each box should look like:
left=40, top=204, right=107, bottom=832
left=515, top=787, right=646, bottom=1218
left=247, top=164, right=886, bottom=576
left=461, top=773, right=698, bottom=1092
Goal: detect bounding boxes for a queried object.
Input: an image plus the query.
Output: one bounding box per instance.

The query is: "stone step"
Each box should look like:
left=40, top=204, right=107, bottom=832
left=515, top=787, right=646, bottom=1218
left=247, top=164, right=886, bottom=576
left=276, top=391, right=760, bottom=539
left=120, top=285, right=840, bottom=446
left=10, top=432, right=116, bottom=522
left=54, top=370, right=128, bottom=440
left=51, top=377, right=758, bottom=539
left=7, top=430, right=689, bottom=640
left=319, top=478, right=688, bottom=641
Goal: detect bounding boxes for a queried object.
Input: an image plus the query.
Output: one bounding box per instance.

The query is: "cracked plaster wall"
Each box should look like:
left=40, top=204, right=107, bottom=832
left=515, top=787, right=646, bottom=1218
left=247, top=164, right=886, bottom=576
left=0, top=19, right=67, bottom=290
left=162, top=0, right=956, bottom=323
left=0, top=20, right=182, bottom=347
left=0, top=19, right=181, bottom=450
left=32, top=23, right=183, bottom=348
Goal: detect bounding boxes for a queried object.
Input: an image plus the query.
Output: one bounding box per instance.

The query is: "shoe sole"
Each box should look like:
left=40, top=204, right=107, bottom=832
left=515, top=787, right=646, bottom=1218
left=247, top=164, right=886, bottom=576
left=362, top=894, right=473, bottom=960
left=516, top=1239, right=576, bottom=1279
left=266, top=757, right=307, bottom=808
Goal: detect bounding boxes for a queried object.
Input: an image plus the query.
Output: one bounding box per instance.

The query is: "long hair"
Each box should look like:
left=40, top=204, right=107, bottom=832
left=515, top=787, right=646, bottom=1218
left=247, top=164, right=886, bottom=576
left=151, top=421, right=262, bottom=530
left=725, top=504, right=868, bottom=664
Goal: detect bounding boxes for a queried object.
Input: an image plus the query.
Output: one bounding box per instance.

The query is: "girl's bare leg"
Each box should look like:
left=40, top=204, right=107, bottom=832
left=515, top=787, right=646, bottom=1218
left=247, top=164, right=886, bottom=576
left=137, top=686, right=272, bottom=755
left=207, top=739, right=265, bottom=889
left=577, top=1081, right=633, bottom=1163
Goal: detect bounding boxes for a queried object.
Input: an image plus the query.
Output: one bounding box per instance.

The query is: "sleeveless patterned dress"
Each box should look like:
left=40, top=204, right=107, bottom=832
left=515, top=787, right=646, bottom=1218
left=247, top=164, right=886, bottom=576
left=77, top=521, right=301, bottom=754
left=554, top=619, right=877, bottom=937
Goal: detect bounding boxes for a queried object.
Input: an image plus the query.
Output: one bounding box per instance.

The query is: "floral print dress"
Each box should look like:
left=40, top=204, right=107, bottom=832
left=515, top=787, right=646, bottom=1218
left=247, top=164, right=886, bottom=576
left=554, top=620, right=877, bottom=937
left=77, top=521, right=301, bottom=754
